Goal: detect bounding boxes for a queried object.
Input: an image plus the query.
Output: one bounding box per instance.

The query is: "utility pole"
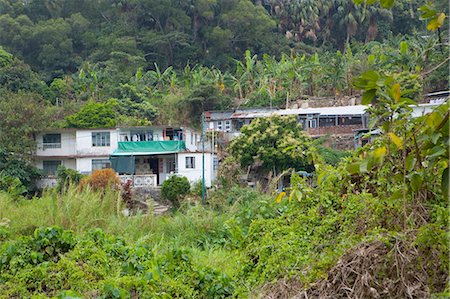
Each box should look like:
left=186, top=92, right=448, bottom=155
left=201, top=112, right=205, bottom=205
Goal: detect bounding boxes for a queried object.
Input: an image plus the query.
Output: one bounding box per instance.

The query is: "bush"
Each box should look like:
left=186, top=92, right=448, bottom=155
left=161, top=175, right=191, bottom=207
left=56, top=166, right=83, bottom=193
left=0, top=172, right=26, bottom=200
left=79, top=169, right=119, bottom=192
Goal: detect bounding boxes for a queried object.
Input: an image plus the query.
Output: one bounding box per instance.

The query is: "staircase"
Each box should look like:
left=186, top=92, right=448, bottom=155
left=150, top=200, right=171, bottom=215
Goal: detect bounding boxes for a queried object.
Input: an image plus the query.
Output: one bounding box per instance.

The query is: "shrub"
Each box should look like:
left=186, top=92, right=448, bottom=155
left=161, top=175, right=191, bottom=207
left=79, top=169, right=119, bottom=192
left=121, top=179, right=133, bottom=206
left=0, top=172, right=26, bottom=200
left=56, top=166, right=83, bottom=193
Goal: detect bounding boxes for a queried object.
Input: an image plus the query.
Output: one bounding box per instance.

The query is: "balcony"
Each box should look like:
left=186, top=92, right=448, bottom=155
left=119, top=174, right=157, bottom=188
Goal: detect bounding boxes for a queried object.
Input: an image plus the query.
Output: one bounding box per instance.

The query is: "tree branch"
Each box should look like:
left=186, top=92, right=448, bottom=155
left=421, top=57, right=450, bottom=76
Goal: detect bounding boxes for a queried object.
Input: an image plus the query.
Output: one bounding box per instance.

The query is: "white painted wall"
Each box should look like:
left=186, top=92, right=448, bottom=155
left=76, top=157, right=111, bottom=174
left=76, top=129, right=118, bottom=156
left=36, top=131, right=76, bottom=156
left=177, top=152, right=215, bottom=187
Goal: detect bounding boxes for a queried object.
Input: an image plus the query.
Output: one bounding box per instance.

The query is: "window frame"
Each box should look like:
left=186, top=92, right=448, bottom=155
left=92, top=159, right=111, bottom=171
left=43, top=134, right=61, bottom=149
left=185, top=156, right=195, bottom=169
left=43, top=160, right=62, bottom=175
left=92, top=132, right=111, bottom=147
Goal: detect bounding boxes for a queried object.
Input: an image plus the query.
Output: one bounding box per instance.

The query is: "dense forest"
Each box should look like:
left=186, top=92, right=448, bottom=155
left=0, top=0, right=448, bottom=133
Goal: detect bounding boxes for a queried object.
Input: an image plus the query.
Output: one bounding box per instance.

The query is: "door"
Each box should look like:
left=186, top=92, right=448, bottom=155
left=149, top=158, right=159, bottom=184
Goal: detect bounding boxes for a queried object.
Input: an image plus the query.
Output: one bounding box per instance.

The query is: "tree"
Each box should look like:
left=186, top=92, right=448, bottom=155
left=228, top=115, right=314, bottom=174
left=65, top=100, right=118, bottom=128
left=0, top=91, right=52, bottom=158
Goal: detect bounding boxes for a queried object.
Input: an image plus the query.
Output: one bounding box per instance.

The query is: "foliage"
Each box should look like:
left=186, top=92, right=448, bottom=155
left=0, top=91, right=53, bottom=157
left=228, top=115, right=314, bottom=174
left=161, top=175, right=191, bottom=207
left=65, top=100, right=118, bottom=128
left=79, top=169, right=119, bottom=192
left=0, top=148, right=41, bottom=193
left=0, top=173, right=26, bottom=200
left=56, top=166, right=83, bottom=193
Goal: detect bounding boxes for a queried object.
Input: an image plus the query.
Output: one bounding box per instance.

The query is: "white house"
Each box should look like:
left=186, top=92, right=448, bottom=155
left=34, top=126, right=217, bottom=188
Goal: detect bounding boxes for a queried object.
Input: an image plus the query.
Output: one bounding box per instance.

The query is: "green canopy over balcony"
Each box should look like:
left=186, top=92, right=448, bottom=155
left=111, top=140, right=186, bottom=156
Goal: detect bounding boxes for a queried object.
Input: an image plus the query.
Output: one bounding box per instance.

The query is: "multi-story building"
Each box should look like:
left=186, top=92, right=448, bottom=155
left=34, top=126, right=217, bottom=188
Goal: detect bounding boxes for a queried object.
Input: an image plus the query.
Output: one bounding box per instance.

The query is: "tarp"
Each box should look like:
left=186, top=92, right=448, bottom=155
left=111, top=140, right=186, bottom=156
left=110, top=156, right=135, bottom=174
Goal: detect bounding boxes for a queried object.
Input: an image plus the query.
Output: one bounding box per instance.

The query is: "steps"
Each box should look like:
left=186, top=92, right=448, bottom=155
left=150, top=200, right=171, bottom=215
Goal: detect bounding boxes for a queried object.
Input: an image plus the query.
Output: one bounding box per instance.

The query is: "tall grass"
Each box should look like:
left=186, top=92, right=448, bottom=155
left=0, top=186, right=229, bottom=246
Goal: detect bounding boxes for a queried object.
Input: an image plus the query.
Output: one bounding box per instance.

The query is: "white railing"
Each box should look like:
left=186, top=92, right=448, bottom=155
left=36, top=177, right=58, bottom=189
left=42, top=142, right=62, bottom=149
left=119, top=174, right=157, bottom=187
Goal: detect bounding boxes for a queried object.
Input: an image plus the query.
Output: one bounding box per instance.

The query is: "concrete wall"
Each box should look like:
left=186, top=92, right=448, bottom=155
left=76, top=157, right=111, bottom=174
left=76, top=129, right=118, bottom=156
left=307, top=124, right=363, bottom=136
left=36, top=131, right=76, bottom=156
left=177, top=153, right=215, bottom=187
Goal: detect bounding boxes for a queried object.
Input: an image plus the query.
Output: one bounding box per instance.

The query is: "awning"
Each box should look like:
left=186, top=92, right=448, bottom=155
left=111, top=140, right=186, bottom=156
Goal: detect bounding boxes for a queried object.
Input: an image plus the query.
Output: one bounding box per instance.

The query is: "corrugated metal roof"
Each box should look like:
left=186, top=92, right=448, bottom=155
left=275, top=105, right=368, bottom=116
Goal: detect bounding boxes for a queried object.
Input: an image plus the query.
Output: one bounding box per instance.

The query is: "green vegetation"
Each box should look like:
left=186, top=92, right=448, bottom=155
left=0, top=97, right=448, bottom=297
left=0, top=0, right=448, bottom=297
left=161, top=175, right=191, bottom=207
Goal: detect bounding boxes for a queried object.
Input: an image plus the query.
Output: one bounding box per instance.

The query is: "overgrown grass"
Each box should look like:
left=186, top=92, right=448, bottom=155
left=0, top=175, right=447, bottom=298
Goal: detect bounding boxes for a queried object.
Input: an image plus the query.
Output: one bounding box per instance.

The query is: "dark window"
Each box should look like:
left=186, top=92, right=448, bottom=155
left=43, top=134, right=61, bottom=149
left=185, top=157, right=195, bottom=169
left=166, top=159, right=176, bottom=172
left=92, top=159, right=111, bottom=171
left=92, top=132, right=110, bottom=147
left=319, top=117, right=336, bottom=127
left=43, top=160, right=61, bottom=175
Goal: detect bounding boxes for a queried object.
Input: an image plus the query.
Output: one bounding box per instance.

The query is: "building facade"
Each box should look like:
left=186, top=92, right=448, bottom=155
left=34, top=126, right=217, bottom=188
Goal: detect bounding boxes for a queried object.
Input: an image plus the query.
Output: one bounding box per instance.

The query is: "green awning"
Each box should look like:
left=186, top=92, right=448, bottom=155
left=111, top=140, right=186, bottom=156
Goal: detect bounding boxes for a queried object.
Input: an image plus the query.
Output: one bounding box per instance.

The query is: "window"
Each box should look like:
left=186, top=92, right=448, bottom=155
left=92, top=159, right=111, bottom=171
left=225, top=120, right=231, bottom=132
left=217, top=121, right=223, bottom=131
left=43, top=160, right=61, bottom=175
left=213, top=158, right=219, bottom=170
left=130, top=130, right=153, bottom=142
left=92, top=132, right=110, bottom=147
left=43, top=134, right=61, bottom=149
left=185, top=157, right=195, bottom=169
left=166, top=159, right=176, bottom=173
left=307, top=118, right=317, bottom=129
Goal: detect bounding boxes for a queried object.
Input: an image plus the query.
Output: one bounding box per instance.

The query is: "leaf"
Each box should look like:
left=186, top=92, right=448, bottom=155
left=373, top=146, right=387, bottom=162
left=442, top=167, right=449, bottom=198
left=347, top=162, right=360, bottom=175
left=392, top=83, right=401, bottom=102
left=289, top=189, right=301, bottom=202
left=427, top=13, right=446, bottom=31
left=427, top=146, right=446, bottom=159
left=380, top=0, right=395, bottom=8
left=399, top=41, right=408, bottom=54
left=410, top=173, right=423, bottom=192
left=359, top=160, right=369, bottom=173
left=275, top=191, right=286, bottom=203
left=388, top=132, right=403, bottom=149
left=362, top=89, right=376, bottom=105
left=405, top=154, right=416, bottom=172
left=390, top=189, right=403, bottom=200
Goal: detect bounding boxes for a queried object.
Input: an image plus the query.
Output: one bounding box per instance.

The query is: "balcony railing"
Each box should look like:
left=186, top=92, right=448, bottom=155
left=119, top=174, right=157, bottom=187
left=42, top=142, right=62, bottom=149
